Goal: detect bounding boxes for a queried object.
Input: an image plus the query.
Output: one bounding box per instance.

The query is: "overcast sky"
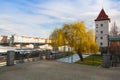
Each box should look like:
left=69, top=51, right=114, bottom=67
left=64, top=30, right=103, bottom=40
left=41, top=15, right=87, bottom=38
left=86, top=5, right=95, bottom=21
left=0, top=0, right=120, bottom=38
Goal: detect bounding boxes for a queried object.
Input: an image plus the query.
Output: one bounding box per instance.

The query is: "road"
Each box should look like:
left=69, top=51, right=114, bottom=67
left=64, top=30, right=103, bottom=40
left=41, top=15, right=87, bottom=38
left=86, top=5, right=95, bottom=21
left=0, top=61, right=120, bottom=80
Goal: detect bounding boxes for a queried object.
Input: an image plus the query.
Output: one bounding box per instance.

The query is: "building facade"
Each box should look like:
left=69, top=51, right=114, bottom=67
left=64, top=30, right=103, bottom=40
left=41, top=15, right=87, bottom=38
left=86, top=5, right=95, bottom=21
left=0, top=35, right=52, bottom=49
left=109, top=36, right=120, bottom=54
left=0, top=35, right=10, bottom=45
left=95, top=9, right=110, bottom=48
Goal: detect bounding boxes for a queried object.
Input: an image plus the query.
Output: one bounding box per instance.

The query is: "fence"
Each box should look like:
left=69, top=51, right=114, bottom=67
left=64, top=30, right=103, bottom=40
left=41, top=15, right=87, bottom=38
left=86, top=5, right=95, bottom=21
left=0, top=50, right=71, bottom=67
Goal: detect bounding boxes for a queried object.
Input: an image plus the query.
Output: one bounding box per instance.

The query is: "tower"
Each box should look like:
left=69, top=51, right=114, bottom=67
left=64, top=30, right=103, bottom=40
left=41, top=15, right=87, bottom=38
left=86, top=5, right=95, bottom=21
left=95, top=9, right=110, bottom=49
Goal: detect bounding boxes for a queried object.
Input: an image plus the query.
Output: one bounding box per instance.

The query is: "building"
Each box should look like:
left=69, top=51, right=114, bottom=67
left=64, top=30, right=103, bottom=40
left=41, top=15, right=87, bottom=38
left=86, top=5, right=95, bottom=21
left=9, top=35, right=51, bottom=48
left=109, top=36, right=120, bottom=54
left=95, top=9, right=120, bottom=67
left=0, top=35, right=10, bottom=45
left=0, top=35, right=52, bottom=49
left=12, top=35, right=46, bottom=43
left=109, top=36, right=120, bottom=66
left=95, top=9, right=110, bottom=50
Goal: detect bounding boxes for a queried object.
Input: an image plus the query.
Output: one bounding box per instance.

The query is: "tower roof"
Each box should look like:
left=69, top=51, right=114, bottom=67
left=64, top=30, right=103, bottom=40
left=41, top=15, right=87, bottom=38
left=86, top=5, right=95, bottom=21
left=95, top=9, right=110, bottom=21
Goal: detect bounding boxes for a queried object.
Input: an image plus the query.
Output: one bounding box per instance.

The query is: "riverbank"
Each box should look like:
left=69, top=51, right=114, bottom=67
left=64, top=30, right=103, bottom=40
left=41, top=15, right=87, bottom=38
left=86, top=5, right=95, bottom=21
left=76, top=54, right=102, bottom=66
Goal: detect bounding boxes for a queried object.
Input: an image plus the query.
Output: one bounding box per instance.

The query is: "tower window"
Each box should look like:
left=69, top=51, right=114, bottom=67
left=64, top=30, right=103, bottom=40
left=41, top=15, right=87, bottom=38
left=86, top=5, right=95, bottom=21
left=101, top=24, right=103, bottom=27
left=100, top=42, right=103, bottom=45
left=96, top=24, right=98, bottom=26
left=96, top=30, right=98, bottom=32
left=100, top=37, right=103, bottom=39
left=101, top=16, right=103, bottom=19
left=101, top=31, right=103, bottom=34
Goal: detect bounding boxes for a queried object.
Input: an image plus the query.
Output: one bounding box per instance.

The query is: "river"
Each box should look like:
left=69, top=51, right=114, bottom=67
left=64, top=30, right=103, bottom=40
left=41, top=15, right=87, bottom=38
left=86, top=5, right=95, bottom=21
left=0, top=46, right=15, bottom=53
left=0, top=46, right=90, bottom=63
left=57, top=54, right=90, bottom=63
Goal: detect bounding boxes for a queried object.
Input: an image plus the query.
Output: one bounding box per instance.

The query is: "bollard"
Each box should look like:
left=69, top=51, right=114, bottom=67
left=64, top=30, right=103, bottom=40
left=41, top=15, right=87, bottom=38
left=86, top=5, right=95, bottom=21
left=46, top=52, right=50, bottom=60
left=6, top=51, right=15, bottom=66
left=102, top=54, right=111, bottom=68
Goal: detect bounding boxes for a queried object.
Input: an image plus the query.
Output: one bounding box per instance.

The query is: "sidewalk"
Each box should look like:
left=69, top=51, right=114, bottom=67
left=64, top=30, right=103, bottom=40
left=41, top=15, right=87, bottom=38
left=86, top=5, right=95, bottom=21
left=0, top=61, right=120, bottom=80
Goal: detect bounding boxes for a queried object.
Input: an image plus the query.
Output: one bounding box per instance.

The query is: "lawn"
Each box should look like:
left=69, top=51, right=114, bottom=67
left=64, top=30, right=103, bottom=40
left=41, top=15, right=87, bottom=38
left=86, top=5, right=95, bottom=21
left=76, top=54, right=102, bottom=66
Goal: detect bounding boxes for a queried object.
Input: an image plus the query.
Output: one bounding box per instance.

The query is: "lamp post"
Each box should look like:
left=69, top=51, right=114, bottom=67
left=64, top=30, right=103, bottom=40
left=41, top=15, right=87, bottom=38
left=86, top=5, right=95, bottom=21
left=10, top=34, right=15, bottom=47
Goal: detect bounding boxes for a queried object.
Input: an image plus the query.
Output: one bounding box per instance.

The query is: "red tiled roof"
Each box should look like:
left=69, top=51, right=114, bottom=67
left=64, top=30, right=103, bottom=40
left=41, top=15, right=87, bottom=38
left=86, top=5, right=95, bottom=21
left=95, top=9, right=110, bottom=21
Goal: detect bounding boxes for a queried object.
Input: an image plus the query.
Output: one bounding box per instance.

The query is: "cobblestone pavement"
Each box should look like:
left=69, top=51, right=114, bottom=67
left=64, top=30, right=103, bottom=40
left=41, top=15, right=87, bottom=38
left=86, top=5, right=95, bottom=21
left=0, top=61, right=120, bottom=80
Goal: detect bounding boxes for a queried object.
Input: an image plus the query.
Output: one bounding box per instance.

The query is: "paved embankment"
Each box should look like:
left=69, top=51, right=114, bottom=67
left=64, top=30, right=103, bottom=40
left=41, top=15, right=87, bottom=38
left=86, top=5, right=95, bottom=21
left=0, top=61, right=120, bottom=80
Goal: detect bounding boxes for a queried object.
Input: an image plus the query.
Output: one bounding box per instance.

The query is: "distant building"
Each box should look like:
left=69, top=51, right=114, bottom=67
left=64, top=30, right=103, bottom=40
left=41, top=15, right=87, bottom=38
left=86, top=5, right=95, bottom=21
left=59, top=46, right=72, bottom=52
left=0, top=35, right=51, bottom=49
left=95, top=9, right=110, bottom=50
left=9, top=35, right=51, bottom=44
left=0, top=35, right=10, bottom=45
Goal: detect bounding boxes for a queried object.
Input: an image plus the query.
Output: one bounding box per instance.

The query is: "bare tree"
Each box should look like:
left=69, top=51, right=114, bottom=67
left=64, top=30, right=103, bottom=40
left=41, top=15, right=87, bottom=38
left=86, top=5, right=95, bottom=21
left=110, top=22, right=119, bottom=36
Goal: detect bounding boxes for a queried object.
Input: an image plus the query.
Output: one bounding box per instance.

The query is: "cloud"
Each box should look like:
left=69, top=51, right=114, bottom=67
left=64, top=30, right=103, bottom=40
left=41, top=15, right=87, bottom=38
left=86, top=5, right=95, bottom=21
left=0, top=0, right=120, bottom=38
left=0, top=28, right=12, bottom=35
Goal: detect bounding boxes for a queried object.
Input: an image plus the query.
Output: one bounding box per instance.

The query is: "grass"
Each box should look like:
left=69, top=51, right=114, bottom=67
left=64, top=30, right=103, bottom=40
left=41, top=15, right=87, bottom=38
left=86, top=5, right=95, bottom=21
left=76, top=54, right=102, bottom=66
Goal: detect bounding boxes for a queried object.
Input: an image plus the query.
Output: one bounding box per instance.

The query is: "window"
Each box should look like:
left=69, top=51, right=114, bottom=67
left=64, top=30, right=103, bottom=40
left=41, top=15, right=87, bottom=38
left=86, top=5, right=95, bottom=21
left=101, top=31, right=103, bottom=34
left=96, top=24, right=98, bottom=26
left=100, top=37, right=103, bottom=39
left=100, top=42, right=103, bottom=45
left=96, top=30, right=98, bottom=32
left=96, top=27, right=98, bottom=28
left=101, top=24, right=103, bottom=27
left=101, top=16, right=103, bottom=19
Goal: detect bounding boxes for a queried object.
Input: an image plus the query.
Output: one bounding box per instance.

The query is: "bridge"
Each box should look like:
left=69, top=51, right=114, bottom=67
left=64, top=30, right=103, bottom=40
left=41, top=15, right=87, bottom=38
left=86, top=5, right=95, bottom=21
left=0, top=35, right=51, bottom=49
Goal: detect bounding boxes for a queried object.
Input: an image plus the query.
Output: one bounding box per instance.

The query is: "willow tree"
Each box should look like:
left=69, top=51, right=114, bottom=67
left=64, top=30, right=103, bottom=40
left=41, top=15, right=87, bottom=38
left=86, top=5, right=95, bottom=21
left=49, top=28, right=64, bottom=51
left=49, top=22, right=98, bottom=61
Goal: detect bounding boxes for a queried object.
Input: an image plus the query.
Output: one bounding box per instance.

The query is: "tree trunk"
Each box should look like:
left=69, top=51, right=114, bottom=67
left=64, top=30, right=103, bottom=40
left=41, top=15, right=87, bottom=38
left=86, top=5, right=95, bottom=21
left=77, top=49, right=84, bottom=61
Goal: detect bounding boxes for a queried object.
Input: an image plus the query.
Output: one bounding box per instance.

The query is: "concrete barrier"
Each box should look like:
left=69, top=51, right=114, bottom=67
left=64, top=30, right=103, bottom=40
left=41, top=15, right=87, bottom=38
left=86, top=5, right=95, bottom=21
left=6, top=51, right=15, bottom=66
left=102, top=54, right=111, bottom=68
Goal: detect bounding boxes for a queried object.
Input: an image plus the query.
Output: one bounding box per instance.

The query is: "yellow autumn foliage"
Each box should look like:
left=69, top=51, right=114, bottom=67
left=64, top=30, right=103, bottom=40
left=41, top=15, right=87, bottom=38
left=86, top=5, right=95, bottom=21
left=49, top=22, right=98, bottom=54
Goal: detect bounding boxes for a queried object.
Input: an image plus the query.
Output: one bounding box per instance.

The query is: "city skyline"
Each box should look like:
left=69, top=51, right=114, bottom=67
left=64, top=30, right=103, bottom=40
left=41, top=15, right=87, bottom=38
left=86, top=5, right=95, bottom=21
left=0, top=0, right=120, bottom=38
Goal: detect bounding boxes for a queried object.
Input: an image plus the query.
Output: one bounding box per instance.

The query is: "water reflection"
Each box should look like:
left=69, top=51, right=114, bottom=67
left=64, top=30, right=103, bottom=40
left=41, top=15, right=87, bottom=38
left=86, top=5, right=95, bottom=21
left=57, top=54, right=89, bottom=63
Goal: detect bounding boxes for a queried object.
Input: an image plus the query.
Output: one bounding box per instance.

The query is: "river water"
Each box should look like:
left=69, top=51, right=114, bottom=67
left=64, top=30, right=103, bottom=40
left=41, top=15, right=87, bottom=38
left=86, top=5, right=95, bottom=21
left=57, top=54, right=90, bottom=63
left=0, top=46, right=15, bottom=53
left=0, top=46, right=90, bottom=63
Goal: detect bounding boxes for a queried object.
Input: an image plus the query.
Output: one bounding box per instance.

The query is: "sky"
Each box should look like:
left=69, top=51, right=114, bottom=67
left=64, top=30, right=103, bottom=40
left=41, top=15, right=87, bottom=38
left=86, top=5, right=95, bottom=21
left=0, top=0, right=120, bottom=38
